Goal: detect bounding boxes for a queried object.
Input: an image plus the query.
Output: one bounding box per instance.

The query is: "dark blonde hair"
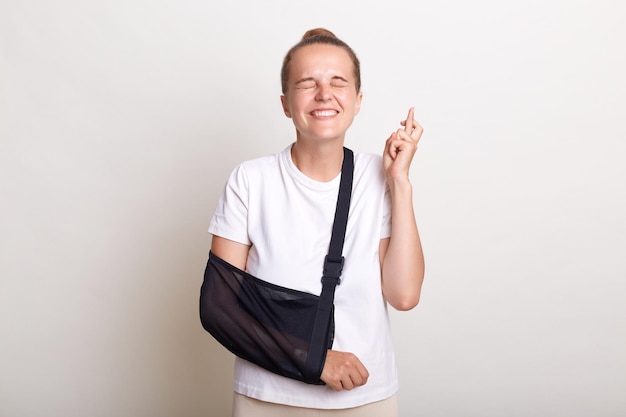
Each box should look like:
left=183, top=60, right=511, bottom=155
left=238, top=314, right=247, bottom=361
left=280, top=28, right=361, bottom=94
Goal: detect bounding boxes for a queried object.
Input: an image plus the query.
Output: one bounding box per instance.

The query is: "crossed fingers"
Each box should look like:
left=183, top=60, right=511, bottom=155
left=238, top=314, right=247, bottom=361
left=398, top=107, right=423, bottom=143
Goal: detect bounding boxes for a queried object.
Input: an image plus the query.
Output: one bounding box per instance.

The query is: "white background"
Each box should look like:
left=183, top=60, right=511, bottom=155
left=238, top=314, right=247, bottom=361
left=1, top=0, right=625, bottom=416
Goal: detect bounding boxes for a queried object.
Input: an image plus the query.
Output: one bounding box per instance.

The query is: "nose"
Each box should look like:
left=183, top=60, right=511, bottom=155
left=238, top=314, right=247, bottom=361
left=315, top=83, right=332, bottom=101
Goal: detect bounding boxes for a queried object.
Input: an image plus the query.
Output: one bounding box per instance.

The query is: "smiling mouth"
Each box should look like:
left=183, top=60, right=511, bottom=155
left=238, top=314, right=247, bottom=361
left=311, top=110, right=338, bottom=117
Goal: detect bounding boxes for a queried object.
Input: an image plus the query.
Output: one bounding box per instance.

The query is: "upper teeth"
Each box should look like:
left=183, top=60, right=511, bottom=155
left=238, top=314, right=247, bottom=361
left=314, top=110, right=336, bottom=117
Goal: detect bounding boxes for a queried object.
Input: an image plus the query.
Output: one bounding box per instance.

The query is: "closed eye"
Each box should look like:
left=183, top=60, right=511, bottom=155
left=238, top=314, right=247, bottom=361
left=295, top=79, right=316, bottom=89
left=330, top=76, right=349, bottom=87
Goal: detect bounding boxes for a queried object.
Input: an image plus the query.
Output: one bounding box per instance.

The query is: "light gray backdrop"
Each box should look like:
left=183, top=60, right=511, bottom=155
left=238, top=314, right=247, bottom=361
left=1, top=0, right=624, bottom=416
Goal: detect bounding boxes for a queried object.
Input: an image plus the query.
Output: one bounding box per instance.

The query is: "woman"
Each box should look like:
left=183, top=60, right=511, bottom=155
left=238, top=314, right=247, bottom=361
left=208, top=28, right=424, bottom=416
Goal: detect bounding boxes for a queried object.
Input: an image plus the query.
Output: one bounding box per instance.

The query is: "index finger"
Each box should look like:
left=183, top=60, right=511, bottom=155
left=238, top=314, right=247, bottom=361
left=404, top=107, right=415, bottom=133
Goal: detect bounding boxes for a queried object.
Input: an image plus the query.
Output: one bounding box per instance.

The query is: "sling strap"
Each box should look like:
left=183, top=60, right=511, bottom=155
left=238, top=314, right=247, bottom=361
left=303, top=147, right=354, bottom=383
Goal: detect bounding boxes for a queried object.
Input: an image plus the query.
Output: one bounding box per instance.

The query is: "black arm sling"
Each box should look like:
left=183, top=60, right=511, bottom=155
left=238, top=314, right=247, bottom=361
left=199, top=147, right=354, bottom=384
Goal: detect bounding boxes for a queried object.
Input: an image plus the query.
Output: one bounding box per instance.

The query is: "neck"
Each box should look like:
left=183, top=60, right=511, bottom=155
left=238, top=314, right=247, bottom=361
left=291, top=140, right=345, bottom=182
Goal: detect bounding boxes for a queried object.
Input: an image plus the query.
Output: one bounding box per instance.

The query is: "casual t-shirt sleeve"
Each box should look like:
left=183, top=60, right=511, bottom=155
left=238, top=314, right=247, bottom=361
left=208, top=163, right=251, bottom=245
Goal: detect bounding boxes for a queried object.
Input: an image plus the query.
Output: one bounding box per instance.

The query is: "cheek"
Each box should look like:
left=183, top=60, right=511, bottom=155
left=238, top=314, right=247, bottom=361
left=292, top=95, right=312, bottom=113
left=283, top=95, right=300, bottom=115
left=336, top=89, right=359, bottom=105
left=342, top=96, right=360, bottom=112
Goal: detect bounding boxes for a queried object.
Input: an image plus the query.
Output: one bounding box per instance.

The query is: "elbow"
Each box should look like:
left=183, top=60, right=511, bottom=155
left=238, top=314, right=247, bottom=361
left=382, top=270, right=424, bottom=311
left=392, top=295, right=420, bottom=311
left=388, top=291, right=421, bottom=311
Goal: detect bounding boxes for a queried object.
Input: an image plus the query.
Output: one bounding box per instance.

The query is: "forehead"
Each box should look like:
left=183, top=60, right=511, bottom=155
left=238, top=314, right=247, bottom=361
left=289, top=43, right=354, bottom=78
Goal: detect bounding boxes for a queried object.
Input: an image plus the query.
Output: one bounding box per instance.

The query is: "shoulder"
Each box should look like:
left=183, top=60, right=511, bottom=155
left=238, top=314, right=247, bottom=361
left=225, top=149, right=284, bottom=184
left=353, top=150, right=382, bottom=167
left=352, top=150, right=384, bottom=180
left=235, top=149, right=283, bottom=175
left=349, top=150, right=387, bottom=200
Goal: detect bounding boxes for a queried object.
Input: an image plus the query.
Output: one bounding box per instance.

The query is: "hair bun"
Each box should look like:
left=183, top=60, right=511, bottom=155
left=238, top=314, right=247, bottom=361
left=301, top=28, right=336, bottom=40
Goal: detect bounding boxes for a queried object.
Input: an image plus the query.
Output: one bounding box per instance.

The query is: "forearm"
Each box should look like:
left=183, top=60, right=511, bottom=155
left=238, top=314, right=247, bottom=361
left=381, top=179, right=424, bottom=311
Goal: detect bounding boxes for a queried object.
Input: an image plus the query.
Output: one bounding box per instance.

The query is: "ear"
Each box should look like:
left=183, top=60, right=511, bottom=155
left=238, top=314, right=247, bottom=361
left=354, top=91, right=363, bottom=115
left=280, top=95, right=292, bottom=118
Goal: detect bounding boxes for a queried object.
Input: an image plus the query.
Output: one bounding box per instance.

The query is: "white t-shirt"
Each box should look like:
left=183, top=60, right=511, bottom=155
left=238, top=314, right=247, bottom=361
left=208, top=144, right=397, bottom=409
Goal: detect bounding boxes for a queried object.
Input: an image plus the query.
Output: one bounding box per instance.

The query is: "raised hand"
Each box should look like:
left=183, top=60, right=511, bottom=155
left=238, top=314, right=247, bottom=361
left=383, top=107, right=423, bottom=181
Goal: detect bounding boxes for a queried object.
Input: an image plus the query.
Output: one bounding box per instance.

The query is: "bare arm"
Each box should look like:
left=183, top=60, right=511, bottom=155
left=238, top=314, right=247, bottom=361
left=380, top=107, right=425, bottom=311
left=210, top=235, right=251, bottom=270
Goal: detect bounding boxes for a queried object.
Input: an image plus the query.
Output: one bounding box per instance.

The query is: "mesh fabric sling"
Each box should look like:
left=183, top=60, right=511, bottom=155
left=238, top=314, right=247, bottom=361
left=199, top=147, right=354, bottom=384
